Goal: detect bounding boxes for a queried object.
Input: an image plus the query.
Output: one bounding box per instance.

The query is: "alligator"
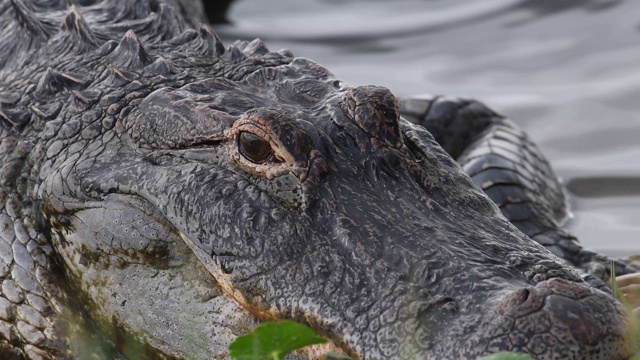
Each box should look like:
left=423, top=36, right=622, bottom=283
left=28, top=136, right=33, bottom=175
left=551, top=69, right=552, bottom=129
left=0, top=0, right=637, bottom=359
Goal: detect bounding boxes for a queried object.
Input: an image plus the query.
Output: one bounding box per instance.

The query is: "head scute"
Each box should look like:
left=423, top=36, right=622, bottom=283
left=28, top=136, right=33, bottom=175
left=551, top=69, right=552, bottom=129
left=107, top=30, right=153, bottom=69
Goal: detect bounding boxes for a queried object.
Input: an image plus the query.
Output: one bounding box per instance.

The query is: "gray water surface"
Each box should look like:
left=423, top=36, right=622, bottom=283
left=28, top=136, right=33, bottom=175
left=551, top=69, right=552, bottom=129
left=217, top=0, right=640, bottom=257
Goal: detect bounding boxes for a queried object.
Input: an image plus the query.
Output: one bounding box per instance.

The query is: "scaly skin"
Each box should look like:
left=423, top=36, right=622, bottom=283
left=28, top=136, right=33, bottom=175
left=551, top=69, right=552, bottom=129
left=401, top=96, right=637, bottom=289
left=0, top=1, right=637, bottom=359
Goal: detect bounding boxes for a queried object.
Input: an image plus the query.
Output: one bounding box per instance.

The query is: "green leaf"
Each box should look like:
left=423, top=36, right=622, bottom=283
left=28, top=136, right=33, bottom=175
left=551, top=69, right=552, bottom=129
left=611, top=262, right=637, bottom=319
left=478, top=352, right=533, bottom=360
left=611, top=263, right=640, bottom=358
left=611, top=261, right=623, bottom=301
left=229, top=321, right=328, bottom=360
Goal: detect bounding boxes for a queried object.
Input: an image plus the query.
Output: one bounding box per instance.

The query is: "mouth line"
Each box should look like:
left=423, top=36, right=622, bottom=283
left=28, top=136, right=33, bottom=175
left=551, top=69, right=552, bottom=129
left=176, top=232, right=253, bottom=310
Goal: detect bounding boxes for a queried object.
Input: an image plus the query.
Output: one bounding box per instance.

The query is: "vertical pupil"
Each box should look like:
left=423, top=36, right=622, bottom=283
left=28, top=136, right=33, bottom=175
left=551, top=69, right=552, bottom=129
left=239, top=132, right=272, bottom=163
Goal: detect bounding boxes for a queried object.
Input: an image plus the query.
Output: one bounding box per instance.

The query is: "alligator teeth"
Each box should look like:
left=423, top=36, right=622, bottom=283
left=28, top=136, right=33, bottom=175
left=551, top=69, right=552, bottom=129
left=198, top=24, right=225, bottom=57
left=107, top=30, right=153, bottom=68
left=243, top=38, right=270, bottom=56
left=59, top=5, right=100, bottom=48
left=145, top=56, right=175, bottom=75
left=36, top=67, right=87, bottom=94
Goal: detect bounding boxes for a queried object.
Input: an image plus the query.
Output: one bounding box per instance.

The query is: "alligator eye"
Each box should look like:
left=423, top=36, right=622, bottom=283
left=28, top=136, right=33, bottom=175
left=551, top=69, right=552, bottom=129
left=238, top=131, right=274, bottom=164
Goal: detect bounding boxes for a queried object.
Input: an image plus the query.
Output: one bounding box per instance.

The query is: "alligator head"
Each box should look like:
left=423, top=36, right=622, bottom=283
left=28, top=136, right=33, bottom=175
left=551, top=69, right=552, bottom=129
left=1, top=1, right=635, bottom=359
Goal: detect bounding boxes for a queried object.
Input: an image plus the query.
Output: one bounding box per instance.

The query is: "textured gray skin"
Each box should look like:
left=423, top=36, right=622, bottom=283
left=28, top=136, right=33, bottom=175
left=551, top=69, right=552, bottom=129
left=0, top=1, right=637, bottom=359
left=400, top=96, right=637, bottom=287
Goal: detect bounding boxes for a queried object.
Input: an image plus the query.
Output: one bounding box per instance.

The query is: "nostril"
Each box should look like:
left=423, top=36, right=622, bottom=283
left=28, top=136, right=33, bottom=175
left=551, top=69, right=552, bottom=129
left=517, top=288, right=531, bottom=306
left=497, top=287, right=545, bottom=318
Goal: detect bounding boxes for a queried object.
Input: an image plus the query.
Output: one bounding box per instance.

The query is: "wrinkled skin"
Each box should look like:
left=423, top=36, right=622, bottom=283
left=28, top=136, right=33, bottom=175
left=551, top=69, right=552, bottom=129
left=0, top=0, right=637, bottom=359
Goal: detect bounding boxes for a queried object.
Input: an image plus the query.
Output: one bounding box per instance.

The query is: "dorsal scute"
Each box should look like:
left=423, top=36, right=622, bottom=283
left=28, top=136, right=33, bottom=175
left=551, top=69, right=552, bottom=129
left=243, top=38, right=270, bottom=56
left=153, top=3, right=183, bottom=41
left=30, top=101, right=63, bottom=120
left=36, top=67, right=88, bottom=95
left=145, top=56, right=175, bottom=76
left=59, top=5, right=100, bottom=48
left=169, top=28, right=197, bottom=46
left=0, top=104, right=31, bottom=128
left=196, top=24, right=225, bottom=57
left=107, top=30, right=153, bottom=69
left=0, top=0, right=51, bottom=68
left=72, top=89, right=102, bottom=108
left=222, top=45, right=244, bottom=62
left=96, top=40, right=118, bottom=56
left=1, top=0, right=301, bottom=135
left=101, top=67, right=137, bottom=88
left=10, top=0, right=48, bottom=38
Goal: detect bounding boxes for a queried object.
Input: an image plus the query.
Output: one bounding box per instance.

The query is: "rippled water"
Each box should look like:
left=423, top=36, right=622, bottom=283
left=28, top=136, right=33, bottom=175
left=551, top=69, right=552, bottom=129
left=217, top=0, right=640, bottom=257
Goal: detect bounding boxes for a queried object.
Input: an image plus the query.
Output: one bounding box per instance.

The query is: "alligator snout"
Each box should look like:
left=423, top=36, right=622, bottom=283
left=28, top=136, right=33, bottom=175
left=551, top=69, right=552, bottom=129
left=489, top=278, right=635, bottom=359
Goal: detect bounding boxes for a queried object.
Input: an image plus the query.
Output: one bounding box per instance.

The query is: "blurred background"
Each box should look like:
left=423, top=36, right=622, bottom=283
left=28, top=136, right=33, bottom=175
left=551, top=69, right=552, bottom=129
left=216, top=0, right=640, bottom=258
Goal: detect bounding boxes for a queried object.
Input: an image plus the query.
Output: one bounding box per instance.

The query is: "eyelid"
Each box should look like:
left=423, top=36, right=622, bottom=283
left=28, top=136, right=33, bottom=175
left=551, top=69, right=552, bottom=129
left=183, top=139, right=223, bottom=148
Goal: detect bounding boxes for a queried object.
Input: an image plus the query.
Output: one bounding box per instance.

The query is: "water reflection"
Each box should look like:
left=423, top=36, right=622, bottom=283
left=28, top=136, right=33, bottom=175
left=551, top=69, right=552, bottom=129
left=505, top=0, right=625, bottom=27
left=513, top=0, right=624, bottom=16
left=568, top=177, right=640, bottom=198
left=219, top=0, right=640, bottom=255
